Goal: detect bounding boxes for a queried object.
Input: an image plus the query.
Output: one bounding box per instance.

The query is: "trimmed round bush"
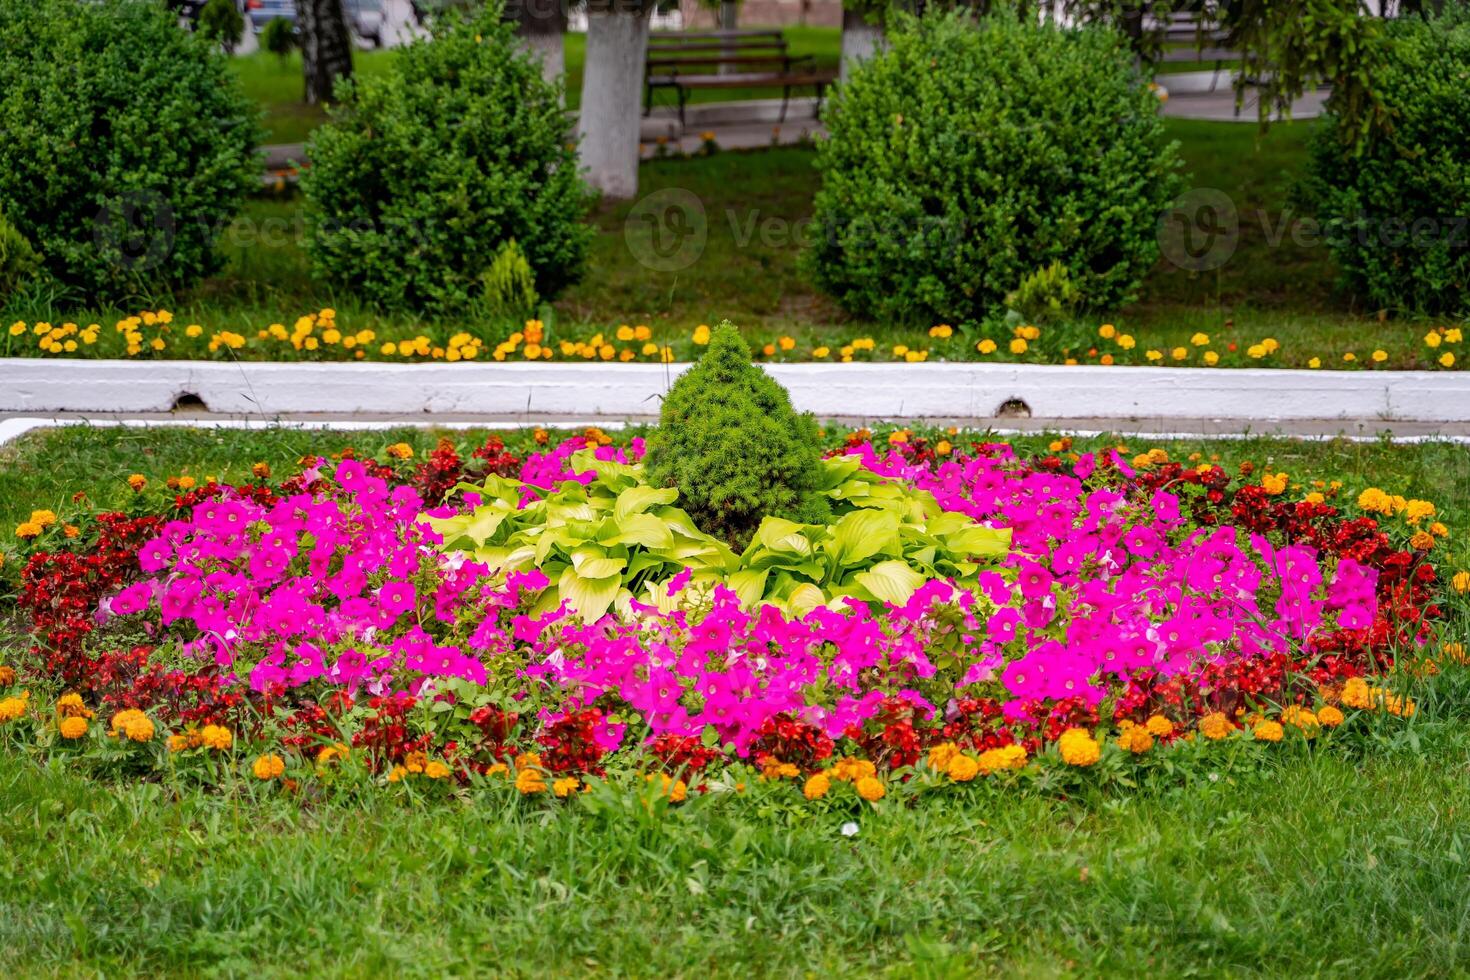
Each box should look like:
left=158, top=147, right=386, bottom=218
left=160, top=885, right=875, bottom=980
left=803, top=14, right=1180, bottom=325
left=1305, top=11, right=1470, bottom=315
left=0, top=0, right=259, bottom=303
left=302, top=5, right=591, bottom=314
left=645, top=324, right=830, bottom=549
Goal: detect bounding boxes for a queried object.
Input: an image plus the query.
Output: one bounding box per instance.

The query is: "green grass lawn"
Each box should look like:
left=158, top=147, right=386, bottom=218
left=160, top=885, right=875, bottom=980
left=0, top=110, right=1449, bottom=367
left=0, top=424, right=1466, bottom=974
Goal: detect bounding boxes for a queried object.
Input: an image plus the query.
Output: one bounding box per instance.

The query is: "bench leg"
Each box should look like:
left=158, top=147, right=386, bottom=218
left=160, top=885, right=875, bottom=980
left=677, top=87, right=688, bottom=133
left=814, top=83, right=826, bottom=120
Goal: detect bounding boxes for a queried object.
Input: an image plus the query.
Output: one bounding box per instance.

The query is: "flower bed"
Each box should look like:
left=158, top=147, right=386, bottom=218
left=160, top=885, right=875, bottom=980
left=5, top=310, right=1466, bottom=371
left=1, top=429, right=1463, bottom=806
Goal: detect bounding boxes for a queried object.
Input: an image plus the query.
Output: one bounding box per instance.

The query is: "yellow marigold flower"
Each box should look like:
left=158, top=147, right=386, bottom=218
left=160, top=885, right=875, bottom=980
left=1453, top=570, right=1470, bottom=594
left=0, top=693, right=27, bottom=722
left=1443, top=353, right=1459, bottom=368
left=947, top=754, right=980, bottom=782
left=855, top=775, right=886, bottom=801
left=1008, top=338, right=1028, bottom=355
left=200, top=724, right=232, bottom=750
left=1371, top=349, right=1388, bottom=363
left=553, top=775, right=579, bottom=797
left=1262, top=337, right=1279, bottom=353
left=485, top=762, right=509, bottom=778
left=1116, top=724, right=1153, bottom=754
left=977, top=339, right=997, bottom=355
left=1190, top=332, right=1210, bottom=346
left=935, top=439, right=952, bottom=456
left=1317, top=705, right=1344, bottom=728
left=1058, top=727, right=1101, bottom=766
left=384, top=442, right=414, bottom=460
left=127, top=474, right=146, bottom=492
left=1425, top=331, right=1443, bottom=348
left=1253, top=721, right=1284, bottom=742
left=1199, top=712, right=1232, bottom=740
left=646, top=772, right=688, bottom=802
left=1448, top=328, right=1465, bottom=343
left=59, top=716, right=89, bottom=740
left=0, top=665, right=15, bottom=686
left=1247, top=344, right=1266, bottom=359
left=317, top=742, right=349, bottom=765
left=778, top=335, right=796, bottom=351
left=829, top=757, right=876, bottom=782
left=1260, top=472, right=1288, bottom=495
left=387, top=764, right=408, bottom=783
left=1280, top=705, right=1318, bottom=732
left=1340, top=676, right=1371, bottom=709
left=977, top=743, right=1027, bottom=774
left=1143, top=715, right=1174, bottom=738
left=692, top=324, right=711, bottom=345
left=803, top=772, right=830, bottom=800
left=812, top=345, right=830, bottom=358
left=29, top=510, right=57, bottom=528
left=253, top=754, right=286, bottom=780
left=516, top=767, right=547, bottom=794
left=1201, top=351, right=1220, bottom=366
left=167, top=733, right=192, bottom=752
left=15, top=522, right=42, bottom=540
left=1429, top=522, right=1448, bottom=537
left=424, top=760, right=451, bottom=780
left=1098, top=323, right=1117, bottom=340
left=927, top=742, right=961, bottom=771
left=1410, top=531, right=1435, bottom=551
left=110, top=709, right=154, bottom=742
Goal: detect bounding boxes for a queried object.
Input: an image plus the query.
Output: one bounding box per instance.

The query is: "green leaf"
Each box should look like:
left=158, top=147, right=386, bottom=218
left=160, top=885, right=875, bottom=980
left=852, top=560, right=928, bottom=606
left=605, top=511, right=675, bottom=549
left=613, top=485, right=680, bottom=524
left=728, top=568, right=769, bottom=606
left=557, top=567, right=622, bottom=622
left=830, top=508, right=902, bottom=566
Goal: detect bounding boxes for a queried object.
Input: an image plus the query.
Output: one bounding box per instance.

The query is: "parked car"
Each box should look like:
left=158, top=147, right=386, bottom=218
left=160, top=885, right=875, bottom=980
left=246, top=0, right=297, bottom=34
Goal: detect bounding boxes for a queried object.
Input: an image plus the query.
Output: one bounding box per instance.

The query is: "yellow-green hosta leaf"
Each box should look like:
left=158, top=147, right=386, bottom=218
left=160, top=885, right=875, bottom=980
left=943, top=525, right=1012, bottom=558
left=728, top=568, right=769, bottom=607
left=851, top=560, right=928, bottom=606
left=570, top=549, right=627, bottom=580
left=785, top=582, right=828, bottom=615
left=830, top=508, right=902, bottom=565
left=605, top=512, right=675, bottom=549
left=749, top=516, right=813, bottom=553
left=613, top=485, right=680, bottom=524
left=558, top=567, right=623, bottom=622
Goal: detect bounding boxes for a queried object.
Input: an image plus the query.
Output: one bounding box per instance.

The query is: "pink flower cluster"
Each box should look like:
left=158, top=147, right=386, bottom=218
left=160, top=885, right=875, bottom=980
left=105, top=439, right=1377, bottom=755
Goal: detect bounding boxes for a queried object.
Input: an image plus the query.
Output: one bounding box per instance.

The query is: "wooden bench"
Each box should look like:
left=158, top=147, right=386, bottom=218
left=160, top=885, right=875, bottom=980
left=645, top=30, right=836, bottom=130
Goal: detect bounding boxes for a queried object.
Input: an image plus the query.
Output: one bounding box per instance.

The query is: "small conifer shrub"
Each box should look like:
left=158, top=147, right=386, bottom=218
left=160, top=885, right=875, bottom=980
left=645, top=323, right=830, bottom=548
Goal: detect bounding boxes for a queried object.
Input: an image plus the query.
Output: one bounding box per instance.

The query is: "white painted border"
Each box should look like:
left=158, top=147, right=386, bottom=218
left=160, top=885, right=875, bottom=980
left=4, top=358, right=1470, bottom=423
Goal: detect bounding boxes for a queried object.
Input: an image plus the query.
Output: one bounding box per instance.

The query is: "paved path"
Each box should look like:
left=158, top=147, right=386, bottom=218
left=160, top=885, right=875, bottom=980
left=1162, top=87, right=1328, bottom=122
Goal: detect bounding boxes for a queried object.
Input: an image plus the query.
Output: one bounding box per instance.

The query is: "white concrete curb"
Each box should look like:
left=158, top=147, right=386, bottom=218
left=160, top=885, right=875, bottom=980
left=3, top=359, right=1469, bottom=423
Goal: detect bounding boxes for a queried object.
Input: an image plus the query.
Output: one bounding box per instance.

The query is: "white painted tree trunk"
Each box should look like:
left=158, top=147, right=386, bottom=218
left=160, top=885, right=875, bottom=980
left=839, top=7, right=884, bottom=83
left=513, top=0, right=566, bottom=90
left=523, top=30, right=565, bottom=88
left=578, top=7, right=651, bottom=200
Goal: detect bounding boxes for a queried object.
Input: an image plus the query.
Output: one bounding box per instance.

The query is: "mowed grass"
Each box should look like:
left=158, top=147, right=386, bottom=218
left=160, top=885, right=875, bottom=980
left=5, top=719, right=1470, bottom=976
left=0, top=426, right=1467, bottom=973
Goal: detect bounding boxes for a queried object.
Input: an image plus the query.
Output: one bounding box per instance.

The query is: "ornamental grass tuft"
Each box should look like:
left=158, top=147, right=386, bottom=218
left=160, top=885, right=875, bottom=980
left=644, top=323, right=830, bottom=548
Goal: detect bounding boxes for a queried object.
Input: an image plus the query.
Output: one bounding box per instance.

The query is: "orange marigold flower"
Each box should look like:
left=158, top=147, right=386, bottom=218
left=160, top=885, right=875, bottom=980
left=1199, top=712, right=1233, bottom=740
left=253, top=754, right=286, bottom=780
left=1317, top=705, right=1345, bottom=728
left=855, top=775, right=886, bottom=801
left=1253, top=721, right=1285, bottom=742
left=58, top=716, right=89, bottom=740
left=1058, top=728, right=1101, bottom=766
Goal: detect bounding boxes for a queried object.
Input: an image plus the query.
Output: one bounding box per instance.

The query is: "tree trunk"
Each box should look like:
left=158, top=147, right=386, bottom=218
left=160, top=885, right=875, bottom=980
left=839, top=6, right=884, bottom=83
left=578, top=5, right=651, bottom=200
left=296, top=0, right=355, bottom=105
left=509, top=0, right=567, bottom=89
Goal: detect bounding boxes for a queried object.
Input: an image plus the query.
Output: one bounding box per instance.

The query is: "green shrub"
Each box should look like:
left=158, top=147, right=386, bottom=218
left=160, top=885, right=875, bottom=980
left=0, top=0, right=259, bottom=303
left=644, top=324, right=830, bottom=549
left=260, top=16, right=297, bottom=62
left=197, top=0, right=245, bottom=51
left=302, top=3, right=591, bottom=314
left=803, top=13, right=1180, bottom=325
left=480, top=240, right=540, bottom=318
left=1005, top=260, right=1082, bottom=325
left=0, top=209, right=41, bottom=304
left=1305, top=10, right=1470, bottom=315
